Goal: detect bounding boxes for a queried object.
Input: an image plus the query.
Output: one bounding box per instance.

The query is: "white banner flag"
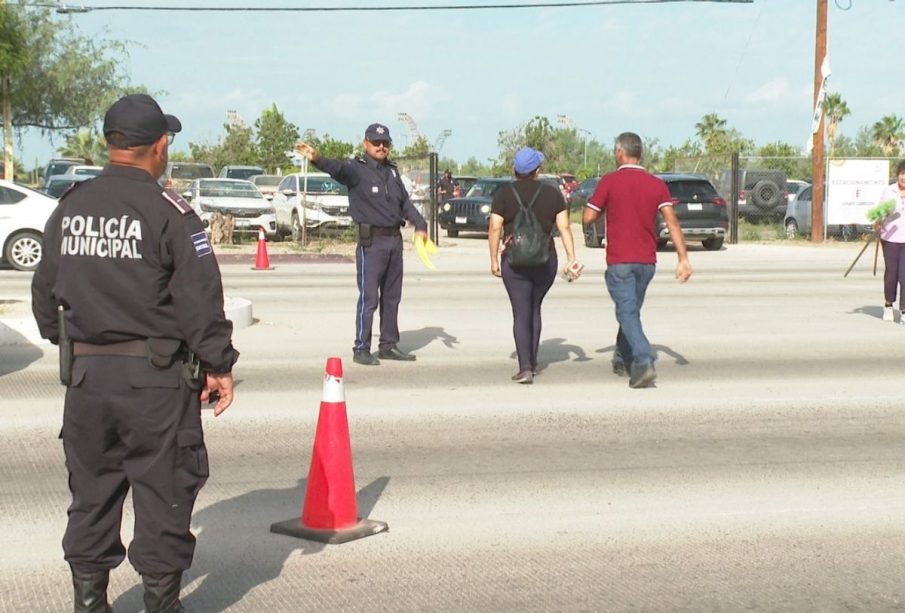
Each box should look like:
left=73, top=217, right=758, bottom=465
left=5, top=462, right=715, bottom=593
left=806, top=54, right=831, bottom=154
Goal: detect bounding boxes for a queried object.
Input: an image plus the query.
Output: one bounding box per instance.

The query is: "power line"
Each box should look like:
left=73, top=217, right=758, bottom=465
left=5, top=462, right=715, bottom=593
left=40, top=0, right=753, bottom=14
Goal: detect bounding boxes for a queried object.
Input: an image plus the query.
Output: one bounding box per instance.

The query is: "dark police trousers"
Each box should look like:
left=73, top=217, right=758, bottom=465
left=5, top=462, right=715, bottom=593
left=61, top=355, right=208, bottom=575
left=355, top=232, right=404, bottom=353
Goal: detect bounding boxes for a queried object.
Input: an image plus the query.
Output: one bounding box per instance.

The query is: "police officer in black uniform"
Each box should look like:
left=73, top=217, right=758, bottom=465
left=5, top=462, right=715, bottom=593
left=31, top=93, right=239, bottom=613
left=295, top=123, right=427, bottom=366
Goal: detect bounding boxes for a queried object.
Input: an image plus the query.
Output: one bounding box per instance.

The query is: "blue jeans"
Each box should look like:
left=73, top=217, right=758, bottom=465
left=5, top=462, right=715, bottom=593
left=605, top=263, right=656, bottom=368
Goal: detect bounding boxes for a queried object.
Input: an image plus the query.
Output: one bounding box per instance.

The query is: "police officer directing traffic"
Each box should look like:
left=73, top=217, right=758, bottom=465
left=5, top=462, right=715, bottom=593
left=31, top=93, right=239, bottom=613
left=296, top=123, right=428, bottom=365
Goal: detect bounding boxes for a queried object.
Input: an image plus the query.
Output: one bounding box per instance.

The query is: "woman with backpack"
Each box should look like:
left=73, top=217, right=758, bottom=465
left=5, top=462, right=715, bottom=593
left=488, top=146, right=579, bottom=384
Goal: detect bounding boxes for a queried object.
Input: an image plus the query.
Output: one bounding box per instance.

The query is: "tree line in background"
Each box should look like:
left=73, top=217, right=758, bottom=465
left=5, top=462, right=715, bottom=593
left=2, top=4, right=904, bottom=184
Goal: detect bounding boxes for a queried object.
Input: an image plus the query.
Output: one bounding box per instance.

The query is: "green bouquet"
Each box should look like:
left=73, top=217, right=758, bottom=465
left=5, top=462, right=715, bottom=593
left=867, top=199, right=896, bottom=223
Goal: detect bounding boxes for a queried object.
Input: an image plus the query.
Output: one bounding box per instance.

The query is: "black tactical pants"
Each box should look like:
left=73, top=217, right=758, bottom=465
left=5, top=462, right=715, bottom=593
left=61, top=355, right=208, bottom=575
left=354, top=233, right=404, bottom=353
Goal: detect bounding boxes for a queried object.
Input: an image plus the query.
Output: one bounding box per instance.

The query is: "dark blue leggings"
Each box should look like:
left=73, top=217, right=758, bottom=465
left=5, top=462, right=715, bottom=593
left=501, top=251, right=558, bottom=371
left=881, top=240, right=905, bottom=305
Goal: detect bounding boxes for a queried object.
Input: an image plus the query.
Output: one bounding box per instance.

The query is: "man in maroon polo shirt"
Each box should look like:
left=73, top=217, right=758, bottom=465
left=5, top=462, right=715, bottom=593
left=583, top=131, right=692, bottom=388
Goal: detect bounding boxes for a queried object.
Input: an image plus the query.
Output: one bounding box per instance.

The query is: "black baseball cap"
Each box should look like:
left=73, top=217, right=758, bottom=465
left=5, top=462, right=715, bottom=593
left=103, top=94, right=182, bottom=147
left=364, top=123, right=392, bottom=143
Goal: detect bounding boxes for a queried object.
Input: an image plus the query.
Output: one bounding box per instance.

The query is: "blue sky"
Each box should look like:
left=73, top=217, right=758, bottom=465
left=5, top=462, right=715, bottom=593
left=18, top=0, right=905, bottom=168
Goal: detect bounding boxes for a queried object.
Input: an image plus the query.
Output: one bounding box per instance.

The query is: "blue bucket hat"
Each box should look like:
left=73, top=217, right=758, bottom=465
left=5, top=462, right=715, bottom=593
left=513, top=147, right=544, bottom=174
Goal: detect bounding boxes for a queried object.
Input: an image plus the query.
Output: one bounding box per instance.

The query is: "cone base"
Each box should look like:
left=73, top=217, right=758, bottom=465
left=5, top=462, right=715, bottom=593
left=269, top=517, right=388, bottom=544
left=251, top=266, right=275, bottom=271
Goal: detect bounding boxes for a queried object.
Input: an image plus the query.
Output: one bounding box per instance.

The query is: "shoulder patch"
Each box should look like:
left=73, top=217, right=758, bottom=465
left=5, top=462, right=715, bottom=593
left=161, top=189, right=194, bottom=215
left=356, top=156, right=367, bottom=164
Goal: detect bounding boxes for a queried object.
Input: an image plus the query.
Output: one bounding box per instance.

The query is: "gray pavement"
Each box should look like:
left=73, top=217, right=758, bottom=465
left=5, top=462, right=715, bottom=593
left=2, top=228, right=904, bottom=612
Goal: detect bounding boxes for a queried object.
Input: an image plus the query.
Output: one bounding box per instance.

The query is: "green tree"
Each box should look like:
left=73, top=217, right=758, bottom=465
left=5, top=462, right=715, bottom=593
left=399, top=135, right=430, bottom=159
left=309, top=134, right=354, bottom=164
left=254, top=104, right=299, bottom=174
left=756, top=141, right=809, bottom=179
left=871, top=114, right=904, bottom=157
left=189, top=123, right=257, bottom=172
left=58, top=129, right=107, bottom=165
left=0, top=5, right=28, bottom=179
left=2, top=4, right=134, bottom=180
left=459, top=156, right=492, bottom=176
left=823, top=92, right=850, bottom=156
left=694, top=113, right=728, bottom=153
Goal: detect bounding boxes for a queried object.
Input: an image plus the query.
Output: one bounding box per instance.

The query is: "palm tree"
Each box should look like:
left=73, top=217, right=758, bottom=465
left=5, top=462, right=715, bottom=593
left=694, top=113, right=727, bottom=153
left=871, top=114, right=905, bottom=157
left=58, top=129, right=107, bottom=165
left=823, top=93, right=850, bottom=157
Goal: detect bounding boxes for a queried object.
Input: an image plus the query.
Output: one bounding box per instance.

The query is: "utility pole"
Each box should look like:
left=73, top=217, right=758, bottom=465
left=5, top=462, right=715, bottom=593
left=810, top=0, right=827, bottom=243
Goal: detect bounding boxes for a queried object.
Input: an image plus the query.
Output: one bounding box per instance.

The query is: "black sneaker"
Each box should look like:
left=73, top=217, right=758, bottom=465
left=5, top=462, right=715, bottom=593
left=377, top=346, right=416, bottom=361
left=629, top=363, right=656, bottom=388
left=352, top=351, right=380, bottom=366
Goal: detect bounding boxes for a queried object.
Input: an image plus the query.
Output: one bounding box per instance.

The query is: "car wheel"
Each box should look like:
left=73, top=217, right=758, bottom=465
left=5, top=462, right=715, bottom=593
left=291, top=213, right=302, bottom=242
left=4, top=231, right=43, bottom=271
left=751, top=180, right=782, bottom=211
left=702, top=237, right=724, bottom=251
left=447, top=229, right=459, bottom=238
left=785, top=219, right=799, bottom=239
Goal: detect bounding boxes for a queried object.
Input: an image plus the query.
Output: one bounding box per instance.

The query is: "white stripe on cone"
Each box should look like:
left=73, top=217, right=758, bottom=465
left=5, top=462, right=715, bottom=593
left=322, top=374, right=344, bottom=403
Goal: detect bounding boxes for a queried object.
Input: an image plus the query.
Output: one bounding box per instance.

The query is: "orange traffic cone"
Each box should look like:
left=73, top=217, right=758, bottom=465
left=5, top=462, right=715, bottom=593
left=270, top=357, right=389, bottom=544
left=252, top=226, right=274, bottom=270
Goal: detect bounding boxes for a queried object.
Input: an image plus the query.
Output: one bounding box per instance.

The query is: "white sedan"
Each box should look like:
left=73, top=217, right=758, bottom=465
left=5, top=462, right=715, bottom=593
left=0, top=180, right=58, bottom=271
left=181, top=178, right=278, bottom=239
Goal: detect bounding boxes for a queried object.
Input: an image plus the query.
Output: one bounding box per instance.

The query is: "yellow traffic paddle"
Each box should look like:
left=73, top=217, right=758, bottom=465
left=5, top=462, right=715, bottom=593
left=414, top=235, right=437, bottom=270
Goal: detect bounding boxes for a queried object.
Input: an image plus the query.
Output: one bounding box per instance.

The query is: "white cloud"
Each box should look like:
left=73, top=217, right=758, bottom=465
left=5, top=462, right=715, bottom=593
left=325, top=81, right=449, bottom=125
left=745, top=78, right=791, bottom=104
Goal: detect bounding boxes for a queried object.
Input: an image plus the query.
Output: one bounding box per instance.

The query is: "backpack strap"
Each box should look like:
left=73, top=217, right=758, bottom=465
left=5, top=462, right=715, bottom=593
left=510, top=183, right=544, bottom=211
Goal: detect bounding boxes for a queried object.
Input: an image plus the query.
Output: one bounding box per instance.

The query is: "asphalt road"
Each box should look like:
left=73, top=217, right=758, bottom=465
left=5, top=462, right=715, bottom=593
left=1, top=230, right=903, bottom=612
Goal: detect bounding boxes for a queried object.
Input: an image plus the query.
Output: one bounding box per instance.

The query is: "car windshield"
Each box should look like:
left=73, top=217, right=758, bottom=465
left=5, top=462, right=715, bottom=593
left=171, top=165, right=214, bottom=180
left=226, top=168, right=263, bottom=181
left=48, top=161, right=78, bottom=176
left=667, top=180, right=719, bottom=201
left=465, top=180, right=510, bottom=198
left=301, top=177, right=348, bottom=195
left=787, top=183, right=808, bottom=195
left=199, top=181, right=262, bottom=199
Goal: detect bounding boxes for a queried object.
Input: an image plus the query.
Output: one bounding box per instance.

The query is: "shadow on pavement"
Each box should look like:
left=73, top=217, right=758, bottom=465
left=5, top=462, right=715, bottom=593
left=0, top=325, right=44, bottom=377
left=508, top=337, right=592, bottom=372
left=849, top=305, right=884, bottom=320
left=399, top=326, right=459, bottom=352
left=596, top=344, right=690, bottom=366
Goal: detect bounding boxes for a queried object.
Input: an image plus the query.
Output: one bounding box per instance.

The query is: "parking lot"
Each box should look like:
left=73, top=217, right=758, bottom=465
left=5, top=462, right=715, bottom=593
left=2, top=231, right=904, bottom=611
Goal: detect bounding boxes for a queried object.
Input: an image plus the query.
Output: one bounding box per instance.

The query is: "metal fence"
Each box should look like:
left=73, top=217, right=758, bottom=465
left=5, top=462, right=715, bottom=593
left=666, top=154, right=898, bottom=243
left=396, top=152, right=439, bottom=242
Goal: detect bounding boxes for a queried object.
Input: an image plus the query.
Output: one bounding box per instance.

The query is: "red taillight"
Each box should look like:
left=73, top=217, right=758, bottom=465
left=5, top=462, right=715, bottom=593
left=739, top=190, right=746, bottom=203
left=713, top=197, right=726, bottom=207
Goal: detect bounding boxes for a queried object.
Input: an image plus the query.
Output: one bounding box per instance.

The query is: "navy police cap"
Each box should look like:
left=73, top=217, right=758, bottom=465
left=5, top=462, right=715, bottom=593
left=103, top=94, right=182, bottom=147
left=365, top=123, right=392, bottom=143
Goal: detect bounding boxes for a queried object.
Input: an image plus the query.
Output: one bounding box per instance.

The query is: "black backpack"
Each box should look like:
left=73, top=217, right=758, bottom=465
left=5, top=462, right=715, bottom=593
left=506, top=184, right=550, bottom=267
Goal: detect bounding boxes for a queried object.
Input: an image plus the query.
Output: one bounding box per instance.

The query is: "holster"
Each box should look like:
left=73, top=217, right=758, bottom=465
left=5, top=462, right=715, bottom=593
left=358, top=223, right=373, bottom=247
left=147, top=338, right=204, bottom=391
left=58, top=306, right=72, bottom=386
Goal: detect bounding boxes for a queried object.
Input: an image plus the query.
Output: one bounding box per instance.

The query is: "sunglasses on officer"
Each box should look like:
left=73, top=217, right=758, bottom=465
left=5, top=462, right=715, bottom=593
left=367, top=139, right=390, bottom=149
left=166, top=132, right=175, bottom=146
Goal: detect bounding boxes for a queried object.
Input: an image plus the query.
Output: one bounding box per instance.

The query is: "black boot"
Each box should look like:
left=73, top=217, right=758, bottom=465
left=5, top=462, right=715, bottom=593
left=71, top=569, right=112, bottom=613
left=141, top=572, right=186, bottom=613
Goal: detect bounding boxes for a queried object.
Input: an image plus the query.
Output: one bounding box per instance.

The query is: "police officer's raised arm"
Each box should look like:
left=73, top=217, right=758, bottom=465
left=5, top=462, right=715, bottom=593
left=295, top=142, right=360, bottom=188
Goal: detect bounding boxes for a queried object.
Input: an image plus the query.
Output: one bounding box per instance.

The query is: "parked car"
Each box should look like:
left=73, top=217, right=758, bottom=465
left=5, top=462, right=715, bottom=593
left=41, top=158, right=86, bottom=187
left=439, top=177, right=513, bottom=237
left=570, top=176, right=600, bottom=213
left=582, top=173, right=728, bottom=251
left=0, top=179, right=59, bottom=270
left=786, top=179, right=810, bottom=204
left=160, top=162, right=215, bottom=192
left=250, top=174, right=283, bottom=200
left=63, top=165, right=103, bottom=177
left=538, top=173, right=571, bottom=206
left=43, top=174, right=93, bottom=199
left=717, top=168, right=788, bottom=221
left=219, top=165, right=265, bottom=181
left=181, top=178, right=277, bottom=239
left=783, top=185, right=870, bottom=241
left=271, top=172, right=353, bottom=240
